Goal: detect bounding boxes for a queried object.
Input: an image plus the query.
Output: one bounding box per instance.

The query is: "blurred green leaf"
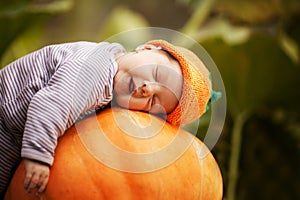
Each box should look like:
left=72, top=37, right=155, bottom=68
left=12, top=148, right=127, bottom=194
left=181, top=0, right=216, bottom=37
left=1, top=24, right=45, bottom=67
left=214, top=0, right=300, bottom=24
left=278, top=32, right=299, bottom=64
left=99, top=6, right=149, bottom=45
left=0, top=0, right=73, bottom=63
left=0, top=0, right=73, bottom=17
left=202, top=33, right=299, bottom=116
left=196, top=18, right=251, bottom=45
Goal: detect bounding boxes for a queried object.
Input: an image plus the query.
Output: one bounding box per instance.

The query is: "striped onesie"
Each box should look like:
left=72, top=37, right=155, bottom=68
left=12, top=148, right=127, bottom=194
left=0, top=41, right=125, bottom=196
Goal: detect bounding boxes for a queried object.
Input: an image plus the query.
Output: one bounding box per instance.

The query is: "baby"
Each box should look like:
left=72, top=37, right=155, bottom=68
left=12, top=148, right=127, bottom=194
left=0, top=39, right=213, bottom=197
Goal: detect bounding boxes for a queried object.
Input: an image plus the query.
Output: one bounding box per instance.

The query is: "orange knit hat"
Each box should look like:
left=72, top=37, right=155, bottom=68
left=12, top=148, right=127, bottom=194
left=147, top=40, right=212, bottom=126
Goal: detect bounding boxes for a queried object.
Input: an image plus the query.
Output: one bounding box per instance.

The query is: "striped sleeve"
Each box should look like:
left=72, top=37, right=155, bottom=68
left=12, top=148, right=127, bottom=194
left=21, top=42, right=122, bottom=165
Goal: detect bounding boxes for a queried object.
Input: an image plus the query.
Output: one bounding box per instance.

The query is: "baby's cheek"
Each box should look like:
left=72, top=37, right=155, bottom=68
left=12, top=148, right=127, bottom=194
left=114, top=95, right=133, bottom=110
left=150, top=104, right=167, bottom=115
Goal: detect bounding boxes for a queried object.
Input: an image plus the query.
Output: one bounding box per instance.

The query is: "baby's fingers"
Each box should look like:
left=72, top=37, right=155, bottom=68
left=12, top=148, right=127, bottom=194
left=24, top=173, right=40, bottom=194
left=36, top=173, right=49, bottom=196
left=24, top=169, right=34, bottom=191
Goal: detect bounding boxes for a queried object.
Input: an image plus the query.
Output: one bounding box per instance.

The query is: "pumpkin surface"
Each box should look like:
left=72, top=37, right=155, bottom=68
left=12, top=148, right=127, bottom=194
left=5, top=108, right=222, bottom=200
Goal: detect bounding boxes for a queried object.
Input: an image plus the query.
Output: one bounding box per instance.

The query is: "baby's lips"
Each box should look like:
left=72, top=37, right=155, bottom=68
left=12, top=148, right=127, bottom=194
left=131, top=87, right=139, bottom=97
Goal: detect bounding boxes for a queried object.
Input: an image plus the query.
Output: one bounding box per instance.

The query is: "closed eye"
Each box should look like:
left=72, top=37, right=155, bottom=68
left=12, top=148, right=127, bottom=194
left=155, top=65, right=159, bottom=81
left=129, top=78, right=134, bottom=93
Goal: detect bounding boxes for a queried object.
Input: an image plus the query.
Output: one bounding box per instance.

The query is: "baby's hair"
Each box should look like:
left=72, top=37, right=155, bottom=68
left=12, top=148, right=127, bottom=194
left=135, top=44, right=162, bottom=52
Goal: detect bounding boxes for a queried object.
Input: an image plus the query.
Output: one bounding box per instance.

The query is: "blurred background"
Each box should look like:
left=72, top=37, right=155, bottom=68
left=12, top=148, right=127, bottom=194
left=1, top=0, right=300, bottom=199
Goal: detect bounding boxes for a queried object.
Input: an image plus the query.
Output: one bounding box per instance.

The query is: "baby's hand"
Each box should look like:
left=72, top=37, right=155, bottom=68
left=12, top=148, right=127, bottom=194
left=23, top=159, right=50, bottom=196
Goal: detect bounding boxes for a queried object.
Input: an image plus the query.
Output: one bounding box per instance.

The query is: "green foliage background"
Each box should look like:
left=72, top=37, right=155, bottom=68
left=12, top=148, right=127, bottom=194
left=1, top=0, right=300, bottom=199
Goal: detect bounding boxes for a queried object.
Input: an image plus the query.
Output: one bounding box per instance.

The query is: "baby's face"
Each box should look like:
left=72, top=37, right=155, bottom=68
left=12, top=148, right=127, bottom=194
left=113, top=48, right=183, bottom=115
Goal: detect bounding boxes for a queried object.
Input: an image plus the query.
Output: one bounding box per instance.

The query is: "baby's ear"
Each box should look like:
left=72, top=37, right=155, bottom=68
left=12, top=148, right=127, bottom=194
left=135, top=44, right=162, bottom=52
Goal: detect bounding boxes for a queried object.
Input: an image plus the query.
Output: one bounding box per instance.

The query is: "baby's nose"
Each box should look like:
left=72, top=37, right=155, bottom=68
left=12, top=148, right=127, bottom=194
left=135, top=81, right=157, bottom=97
left=142, top=82, right=155, bottom=96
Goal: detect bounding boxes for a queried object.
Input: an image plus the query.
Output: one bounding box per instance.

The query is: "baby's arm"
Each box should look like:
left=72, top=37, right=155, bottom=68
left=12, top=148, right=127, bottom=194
left=21, top=46, right=114, bottom=193
left=21, top=60, right=87, bottom=194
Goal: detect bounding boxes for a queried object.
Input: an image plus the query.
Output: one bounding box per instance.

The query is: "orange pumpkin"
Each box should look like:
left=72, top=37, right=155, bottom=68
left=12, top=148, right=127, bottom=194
left=5, top=108, right=222, bottom=200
